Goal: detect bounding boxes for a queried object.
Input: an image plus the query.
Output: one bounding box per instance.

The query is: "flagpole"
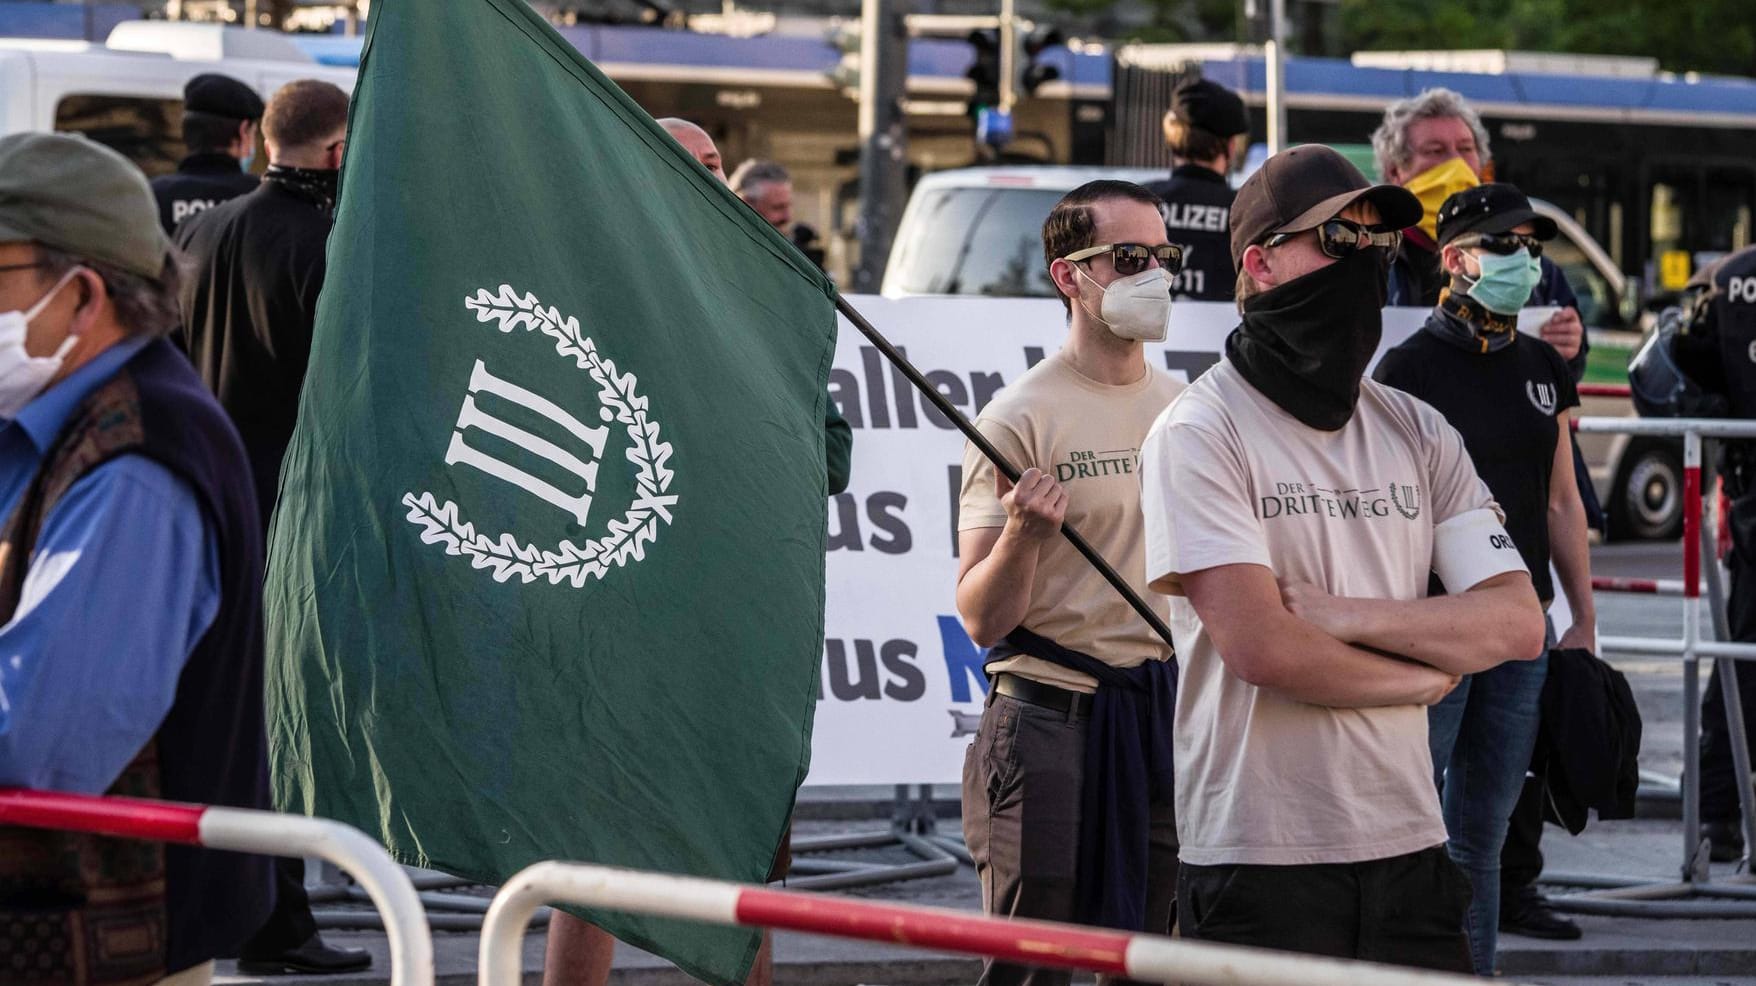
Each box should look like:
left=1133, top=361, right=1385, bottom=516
left=832, top=293, right=1179, bottom=651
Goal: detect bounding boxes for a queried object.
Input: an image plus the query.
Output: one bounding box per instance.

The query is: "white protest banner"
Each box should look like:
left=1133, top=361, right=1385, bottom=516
left=808, top=297, right=1436, bottom=786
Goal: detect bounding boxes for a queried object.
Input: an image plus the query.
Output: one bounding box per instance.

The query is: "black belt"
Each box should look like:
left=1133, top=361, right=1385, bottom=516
left=994, top=672, right=1092, bottom=719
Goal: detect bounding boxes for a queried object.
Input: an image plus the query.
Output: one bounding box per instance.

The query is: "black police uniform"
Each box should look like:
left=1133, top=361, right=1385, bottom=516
left=150, top=153, right=259, bottom=234
left=1144, top=165, right=1235, bottom=302
left=1674, top=244, right=1756, bottom=834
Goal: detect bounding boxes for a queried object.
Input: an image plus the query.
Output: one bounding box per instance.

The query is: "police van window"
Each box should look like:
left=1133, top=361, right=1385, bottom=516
left=54, top=94, right=183, bottom=178
left=949, top=189, right=1063, bottom=298
left=887, top=188, right=991, bottom=295
left=1544, top=231, right=1619, bottom=329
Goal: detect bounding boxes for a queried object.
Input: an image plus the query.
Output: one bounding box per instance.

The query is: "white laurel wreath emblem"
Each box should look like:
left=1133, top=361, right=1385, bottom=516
left=400, top=285, right=678, bottom=587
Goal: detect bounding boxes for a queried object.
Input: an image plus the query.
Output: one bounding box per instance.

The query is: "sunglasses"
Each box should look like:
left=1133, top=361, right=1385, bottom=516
left=1064, top=242, right=1185, bottom=276
left=1265, top=218, right=1403, bottom=260
left=1456, top=232, right=1545, bottom=259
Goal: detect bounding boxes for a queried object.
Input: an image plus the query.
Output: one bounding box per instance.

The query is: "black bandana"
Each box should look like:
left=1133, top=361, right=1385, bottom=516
left=1426, top=288, right=1519, bottom=353
left=1227, top=249, right=1388, bottom=431
left=264, top=164, right=339, bottom=214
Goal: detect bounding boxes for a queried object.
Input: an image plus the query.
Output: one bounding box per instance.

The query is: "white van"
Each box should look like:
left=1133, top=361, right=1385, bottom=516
left=881, top=165, right=1680, bottom=541
left=0, top=22, right=355, bottom=177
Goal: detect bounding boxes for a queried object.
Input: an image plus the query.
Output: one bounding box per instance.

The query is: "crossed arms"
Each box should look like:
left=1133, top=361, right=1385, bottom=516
left=1183, top=563, right=1546, bottom=709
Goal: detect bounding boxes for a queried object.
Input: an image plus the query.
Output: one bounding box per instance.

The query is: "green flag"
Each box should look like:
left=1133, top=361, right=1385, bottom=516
left=264, top=2, right=834, bottom=981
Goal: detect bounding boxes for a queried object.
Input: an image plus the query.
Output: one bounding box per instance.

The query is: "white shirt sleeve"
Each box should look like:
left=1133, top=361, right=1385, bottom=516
left=1140, top=416, right=1270, bottom=597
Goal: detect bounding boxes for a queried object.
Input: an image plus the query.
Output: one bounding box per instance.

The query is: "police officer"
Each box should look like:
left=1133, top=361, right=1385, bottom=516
left=149, top=73, right=263, bottom=235
left=1143, top=78, right=1248, bottom=302
left=1669, top=244, right=1756, bottom=863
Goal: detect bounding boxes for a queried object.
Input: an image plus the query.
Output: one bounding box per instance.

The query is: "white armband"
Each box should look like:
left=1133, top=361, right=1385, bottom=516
left=1432, top=507, right=1528, bottom=593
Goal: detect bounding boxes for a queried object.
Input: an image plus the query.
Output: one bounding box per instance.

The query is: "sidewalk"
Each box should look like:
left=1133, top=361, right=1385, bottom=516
left=214, top=815, right=1756, bottom=986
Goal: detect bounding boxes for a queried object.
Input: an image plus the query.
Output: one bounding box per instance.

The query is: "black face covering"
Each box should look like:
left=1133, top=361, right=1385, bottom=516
left=264, top=164, right=340, bottom=214
left=1226, top=247, right=1389, bottom=431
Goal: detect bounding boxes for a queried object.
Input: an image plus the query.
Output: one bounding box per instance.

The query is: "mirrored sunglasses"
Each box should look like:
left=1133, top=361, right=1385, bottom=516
left=1265, top=218, right=1404, bottom=260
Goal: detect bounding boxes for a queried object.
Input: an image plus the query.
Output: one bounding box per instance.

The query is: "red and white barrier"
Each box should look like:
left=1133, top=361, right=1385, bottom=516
left=0, top=789, right=433, bottom=986
left=478, top=861, right=1495, bottom=986
left=1578, top=383, right=1632, bottom=399
left=1592, top=575, right=1688, bottom=596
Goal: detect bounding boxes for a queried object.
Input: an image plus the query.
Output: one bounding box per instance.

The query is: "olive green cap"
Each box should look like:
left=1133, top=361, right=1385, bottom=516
left=0, top=132, right=172, bottom=281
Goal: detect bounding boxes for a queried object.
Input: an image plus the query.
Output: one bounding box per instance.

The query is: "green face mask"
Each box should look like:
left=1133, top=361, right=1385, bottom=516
left=1463, top=247, right=1542, bottom=314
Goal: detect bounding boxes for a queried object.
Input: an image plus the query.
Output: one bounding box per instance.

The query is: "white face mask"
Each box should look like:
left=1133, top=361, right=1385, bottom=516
left=1074, top=265, right=1173, bottom=342
left=0, top=269, right=84, bottom=420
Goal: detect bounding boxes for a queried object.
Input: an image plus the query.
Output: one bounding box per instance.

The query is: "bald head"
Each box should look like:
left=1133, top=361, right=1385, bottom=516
left=657, top=118, right=724, bottom=182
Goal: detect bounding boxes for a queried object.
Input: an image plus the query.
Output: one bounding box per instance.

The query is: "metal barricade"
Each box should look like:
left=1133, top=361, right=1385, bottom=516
left=1551, top=416, right=1756, bottom=915
left=476, top=860, right=1506, bottom=986
left=0, top=788, right=435, bottom=986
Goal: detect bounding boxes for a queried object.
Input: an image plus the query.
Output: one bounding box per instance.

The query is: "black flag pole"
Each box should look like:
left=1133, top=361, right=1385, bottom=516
left=833, top=293, right=1178, bottom=652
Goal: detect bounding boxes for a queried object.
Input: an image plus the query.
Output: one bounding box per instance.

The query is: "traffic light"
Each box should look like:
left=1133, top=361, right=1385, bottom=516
left=966, top=29, right=1002, bottom=118
left=1019, top=26, right=1064, bottom=97
left=824, top=20, right=861, bottom=98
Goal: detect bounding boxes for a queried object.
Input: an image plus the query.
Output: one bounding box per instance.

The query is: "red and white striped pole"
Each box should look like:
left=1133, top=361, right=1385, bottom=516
left=479, top=861, right=1497, bottom=986
left=1592, top=575, right=1688, bottom=596
left=0, top=789, right=433, bottom=986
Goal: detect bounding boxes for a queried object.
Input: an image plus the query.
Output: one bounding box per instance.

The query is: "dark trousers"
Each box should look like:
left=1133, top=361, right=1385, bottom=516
left=962, top=690, right=1178, bottom=986
left=1703, top=541, right=1756, bottom=822
left=1179, top=845, right=1474, bottom=974
left=1499, top=774, right=1547, bottom=907
left=239, top=856, right=318, bottom=957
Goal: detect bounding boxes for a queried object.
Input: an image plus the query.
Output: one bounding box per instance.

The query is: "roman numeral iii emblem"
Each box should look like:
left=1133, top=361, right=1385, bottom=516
left=1526, top=381, right=1557, bottom=414
left=444, top=359, right=610, bottom=526
left=1390, top=482, right=1422, bottom=520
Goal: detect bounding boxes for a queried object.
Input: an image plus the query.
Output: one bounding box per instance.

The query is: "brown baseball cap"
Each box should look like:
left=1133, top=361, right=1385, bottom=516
left=1229, top=144, right=1422, bottom=267
left=0, top=132, right=171, bottom=282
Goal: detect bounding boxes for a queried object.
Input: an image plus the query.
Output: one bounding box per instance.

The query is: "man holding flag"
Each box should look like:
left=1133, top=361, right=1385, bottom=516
left=265, top=4, right=842, bottom=985
left=956, top=179, right=1182, bottom=986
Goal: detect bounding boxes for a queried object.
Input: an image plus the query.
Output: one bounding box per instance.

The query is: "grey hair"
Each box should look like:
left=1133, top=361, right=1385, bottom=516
left=728, top=158, right=790, bottom=197
left=1370, top=87, right=1492, bottom=181
left=36, top=245, right=184, bottom=339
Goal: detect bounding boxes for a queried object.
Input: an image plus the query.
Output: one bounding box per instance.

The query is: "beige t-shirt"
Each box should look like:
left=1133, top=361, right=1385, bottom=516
left=1139, top=360, right=1524, bottom=866
left=957, top=352, right=1182, bottom=693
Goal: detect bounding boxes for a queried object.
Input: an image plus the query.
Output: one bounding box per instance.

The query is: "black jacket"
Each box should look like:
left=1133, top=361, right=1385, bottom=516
left=1533, top=647, right=1643, bottom=832
left=175, top=178, right=331, bottom=532
left=1144, top=164, right=1237, bottom=302
left=149, top=153, right=259, bottom=234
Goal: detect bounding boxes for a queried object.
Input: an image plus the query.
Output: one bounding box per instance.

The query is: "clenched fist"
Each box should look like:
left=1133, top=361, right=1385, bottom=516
left=997, top=467, right=1068, bottom=542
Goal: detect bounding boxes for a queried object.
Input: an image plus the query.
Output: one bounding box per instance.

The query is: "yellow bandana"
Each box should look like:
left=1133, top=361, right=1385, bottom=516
left=1404, top=157, right=1480, bottom=240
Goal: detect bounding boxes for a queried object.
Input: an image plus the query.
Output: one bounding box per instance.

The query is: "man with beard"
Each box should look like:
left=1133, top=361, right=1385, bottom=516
left=1138, top=145, right=1546, bottom=969
left=176, top=78, right=370, bottom=976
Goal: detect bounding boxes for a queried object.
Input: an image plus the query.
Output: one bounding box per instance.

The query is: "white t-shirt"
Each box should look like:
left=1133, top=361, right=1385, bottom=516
left=1139, top=359, right=1525, bottom=866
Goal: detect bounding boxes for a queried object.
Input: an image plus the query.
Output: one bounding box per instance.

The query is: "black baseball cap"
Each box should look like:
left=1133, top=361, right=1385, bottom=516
left=1169, top=78, right=1249, bottom=139
left=1229, top=144, right=1422, bottom=267
left=183, top=73, right=264, bottom=121
left=1437, top=183, right=1558, bottom=246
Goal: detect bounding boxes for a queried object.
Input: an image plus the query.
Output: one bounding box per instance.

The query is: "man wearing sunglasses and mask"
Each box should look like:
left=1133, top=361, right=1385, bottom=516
left=1373, top=184, right=1596, bottom=975
left=1139, top=146, right=1546, bottom=970
left=956, top=180, right=1182, bottom=985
